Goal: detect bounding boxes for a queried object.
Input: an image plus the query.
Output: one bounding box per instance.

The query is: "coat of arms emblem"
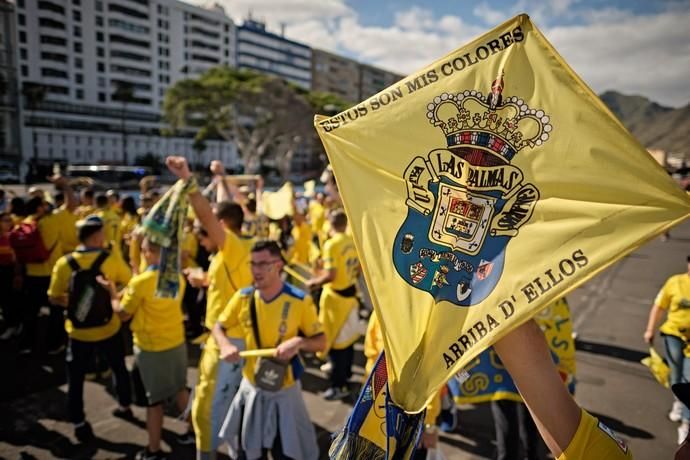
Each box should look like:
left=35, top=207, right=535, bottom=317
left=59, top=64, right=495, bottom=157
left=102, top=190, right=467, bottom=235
left=393, top=73, right=553, bottom=306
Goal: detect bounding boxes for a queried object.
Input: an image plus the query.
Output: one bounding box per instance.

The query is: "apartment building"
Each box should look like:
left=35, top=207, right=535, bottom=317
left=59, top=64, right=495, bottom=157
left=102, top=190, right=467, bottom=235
left=0, top=0, right=20, bottom=174
left=14, top=0, right=239, bottom=179
left=311, top=48, right=404, bottom=104
left=236, top=19, right=311, bottom=89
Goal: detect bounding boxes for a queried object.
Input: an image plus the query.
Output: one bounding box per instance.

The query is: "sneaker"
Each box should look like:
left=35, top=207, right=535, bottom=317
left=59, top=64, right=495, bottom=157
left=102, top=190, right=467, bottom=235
left=320, top=361, right=333, bottom=374
left=323, top=386, right=350, bottom=401
left=679, top=423, right=689, bottom=445
left=0, top=327, right=15, bottom=340
left=18, top=347, right=32, bottom=355
left=74, top=421, right=95, bottom=443
left=175, top=429, right=195, bottom=445
left=671, top=401, right=684, bottom=423
left=135, top=448, right=167, bottom=460
left=112, top=406, right=134, bottom=420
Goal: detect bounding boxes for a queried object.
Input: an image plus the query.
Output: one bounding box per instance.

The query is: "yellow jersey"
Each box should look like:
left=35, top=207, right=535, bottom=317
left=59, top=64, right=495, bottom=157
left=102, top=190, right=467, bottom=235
left=218, top=284, right=324, bottom=389
left=205, top=229, right=253, bottom=334
left=75, top=204, right=96, bottom=219
left=25, top=214, right=63, bottom=277
left=97, top=208, right=122, bottom=250
left=290, top=221, right=312, bottom=267
left=181, top=231, right=199, bottom=269
left=656, top=273, right=690, bottom=340
left=557, top=409, right=632, bottom=460
left=53, top=206, right=79, bottom=254
left=322, top=232, right=359, bottom=291
left=48, top=248, right=132, bottom=342
left=120, top=268, right=186, bottom=351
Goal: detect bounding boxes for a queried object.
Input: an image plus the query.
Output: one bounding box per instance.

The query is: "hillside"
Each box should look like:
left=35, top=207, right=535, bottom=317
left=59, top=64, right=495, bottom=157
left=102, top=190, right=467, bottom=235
left=599, top=91, right=690, bottom=156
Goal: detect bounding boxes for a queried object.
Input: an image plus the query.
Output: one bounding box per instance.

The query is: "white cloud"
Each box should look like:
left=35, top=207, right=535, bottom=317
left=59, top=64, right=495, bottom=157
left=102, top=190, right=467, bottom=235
left=183, top=0, right=690, bottom=107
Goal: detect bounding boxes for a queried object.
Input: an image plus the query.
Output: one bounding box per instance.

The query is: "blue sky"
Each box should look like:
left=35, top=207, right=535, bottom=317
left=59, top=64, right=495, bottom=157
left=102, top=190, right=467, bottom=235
left=187, top=0, right=690, bottom=107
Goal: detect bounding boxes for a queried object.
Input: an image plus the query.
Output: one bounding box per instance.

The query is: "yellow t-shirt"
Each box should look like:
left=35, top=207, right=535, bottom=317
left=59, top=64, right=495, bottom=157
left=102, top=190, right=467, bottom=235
left=48, top=248, right=132, bottom=342
left=205, top=229, right=253, bottom=334
left=97, top=208, right=122, bottom=250
left=120, top=213, right=139, bottom=243
left=120, top=268, right=186, bottom=352
left=218, top=284, right=324, bottom=388
left=181, top=231, right=199, bottom=269
left=308, top=201, right=325, bottom=238
left=656, top=274, right=690, bottom=340
left=53, top=206, right=79, bottom=254
left=322, top=232, right=359, bottom=291
left=290, top=221, right=312, bottom=266
left=25, top=215, right=63, bottom=277
left=557, top=409, right=632, bottom=460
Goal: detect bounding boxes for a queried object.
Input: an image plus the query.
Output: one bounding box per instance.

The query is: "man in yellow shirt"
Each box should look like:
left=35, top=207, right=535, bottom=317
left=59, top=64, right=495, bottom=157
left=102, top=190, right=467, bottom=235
left=47, top=215, right=132, bottom=443
left=95, top=194, right=123, bottom=258
left=290, top=211, right=313, bottom=267
left=165, top=156, right=253, bottom=460
left=213, top=240, right=326, bottom=460
left=20, top=177, right=76, bottom=355
left=306, top=209, right=361, bottom=400
left=108, top=237, right=191, bottom=460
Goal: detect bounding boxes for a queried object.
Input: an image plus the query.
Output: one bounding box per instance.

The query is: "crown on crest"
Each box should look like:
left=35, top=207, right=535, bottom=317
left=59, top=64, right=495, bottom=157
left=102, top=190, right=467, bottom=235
left=426, top=73, right=552, bottom=162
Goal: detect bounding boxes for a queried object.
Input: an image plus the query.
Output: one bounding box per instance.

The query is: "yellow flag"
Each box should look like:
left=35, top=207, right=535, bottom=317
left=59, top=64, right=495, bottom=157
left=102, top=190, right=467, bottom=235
left=314, top=14, right=690, bottom=413
left=261, top=182, right=294, bottom=220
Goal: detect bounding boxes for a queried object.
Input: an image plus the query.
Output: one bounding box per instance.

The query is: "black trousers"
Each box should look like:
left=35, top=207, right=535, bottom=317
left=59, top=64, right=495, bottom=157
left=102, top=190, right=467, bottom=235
left=329, top=345, right=354, bottom=388
left=0, top=265, right=19, bottom=328
left=21, top=275, right=65, bottom=351
left=491, top=400, right=540, bottom=460
left=66, top=331, right=132, bottom=423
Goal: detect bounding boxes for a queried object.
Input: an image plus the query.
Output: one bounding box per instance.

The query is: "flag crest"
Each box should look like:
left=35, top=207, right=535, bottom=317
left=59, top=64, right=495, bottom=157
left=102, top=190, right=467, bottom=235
left=315, top=13, right=690, bottom=413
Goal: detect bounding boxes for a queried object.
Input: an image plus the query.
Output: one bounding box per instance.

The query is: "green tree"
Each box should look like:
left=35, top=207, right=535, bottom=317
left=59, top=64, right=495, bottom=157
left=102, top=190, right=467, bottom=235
left=163, top=66, right=349, bottom=179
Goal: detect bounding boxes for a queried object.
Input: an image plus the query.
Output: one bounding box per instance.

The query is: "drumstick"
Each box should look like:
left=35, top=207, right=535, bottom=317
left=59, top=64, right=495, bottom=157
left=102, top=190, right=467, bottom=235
left=283, top=265, right=309, bottom=284
left=239, top=348, right=276, bottom=358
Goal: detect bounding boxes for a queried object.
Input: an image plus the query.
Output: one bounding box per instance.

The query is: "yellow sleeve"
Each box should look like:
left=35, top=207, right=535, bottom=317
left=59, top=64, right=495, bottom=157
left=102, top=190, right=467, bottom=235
left=105, top=255, right=133, bottom=287
left=300, top=295, right=325, bottom=337
left=218, top=290, right=243, bottom=330
left=129, top=235, right=141, bottom=272
left=47, top=257, right=70, bottom=299
left=40, top=214, right=60, bottom=250
left=557, top=409, right=632, bottom=460
left=120, top=277, right=143, bottom=315
left=322, top=239, right=336, bottom=271
left=655, top=278, right=673, bottom=309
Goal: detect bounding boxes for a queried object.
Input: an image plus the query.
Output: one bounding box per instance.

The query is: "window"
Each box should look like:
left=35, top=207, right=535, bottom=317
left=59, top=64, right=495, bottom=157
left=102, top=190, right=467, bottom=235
left=74, top=42, right=82, bottom=52
left=20, top=48, right=27, bottom=60
left=96, top=16, right=103, bottom=26
left=39, top=17, right=65, bottom=29
left=75, top=57, right=83, bottom=68
left=42, top=68, right=68, bottom=78
left=96, top=0, right=103, bottom=11
left=97, top=62, right=104, bottom=72
left=97, top=47, right=104, bottom=57
left=19, top=31, right=26, bottom=43
left=75, top=73, right=83, bottom=84
left=74, top=26, right=81, bottom=37
left=73, top=10, right=81, bottom=21
left=98, top=92, right=106, bottom=102
left=73, top=0, right=80, bottom=5
left=98, top=77, right=105, bottom=87
left=76, top=89, right=83, bottom=99
left=97, top=31, right=104, bottom=42
left=17, top=0, right=25, bottom=8
left=40, top=35, right=66, bottom=46
left=18, top=14, right=25, bottom=26
left=41, top=51, right=67, bottom=62
left=100, top=138, right=105, bottom=146
left=21, top=65, right=28, bottom=77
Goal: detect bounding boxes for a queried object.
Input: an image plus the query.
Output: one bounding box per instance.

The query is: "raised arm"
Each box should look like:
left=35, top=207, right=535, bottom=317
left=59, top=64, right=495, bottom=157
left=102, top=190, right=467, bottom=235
left=166, top=156, right=226, bottom=249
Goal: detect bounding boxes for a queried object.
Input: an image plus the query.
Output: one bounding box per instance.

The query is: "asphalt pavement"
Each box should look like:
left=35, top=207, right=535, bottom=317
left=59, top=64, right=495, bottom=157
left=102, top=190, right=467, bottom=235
left=1, top=221, right=687, bottom=459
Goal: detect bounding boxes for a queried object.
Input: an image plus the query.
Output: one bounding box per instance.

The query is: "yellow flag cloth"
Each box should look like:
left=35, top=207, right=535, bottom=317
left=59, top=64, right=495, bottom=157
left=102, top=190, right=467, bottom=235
left=641, top=347, right=670, bottom=389
left=314, top=14, right=690, bottom=413
left=261, top=182, right=294, bottom=220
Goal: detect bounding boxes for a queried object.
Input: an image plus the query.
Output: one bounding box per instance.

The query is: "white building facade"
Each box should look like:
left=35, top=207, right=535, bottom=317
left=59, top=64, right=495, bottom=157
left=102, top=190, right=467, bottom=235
left=14, top=0, right=240, bottom=179
left=236, top=19, right=311, bottom=89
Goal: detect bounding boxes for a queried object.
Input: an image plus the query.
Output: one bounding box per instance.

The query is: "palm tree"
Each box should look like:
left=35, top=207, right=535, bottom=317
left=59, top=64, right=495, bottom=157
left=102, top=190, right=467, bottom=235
left=112, top=81, right=135, bottom=164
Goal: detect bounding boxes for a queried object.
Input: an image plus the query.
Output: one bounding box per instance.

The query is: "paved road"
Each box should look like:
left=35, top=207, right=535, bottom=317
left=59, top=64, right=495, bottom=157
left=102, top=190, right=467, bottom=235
left=1, top=222, right=686, bottom=459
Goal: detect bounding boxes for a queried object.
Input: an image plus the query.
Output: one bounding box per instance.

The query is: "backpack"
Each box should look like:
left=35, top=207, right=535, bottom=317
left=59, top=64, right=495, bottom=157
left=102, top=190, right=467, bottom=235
left=66, top=251, right=113, bottom=329
left=9, top=221, right=53, bottom=264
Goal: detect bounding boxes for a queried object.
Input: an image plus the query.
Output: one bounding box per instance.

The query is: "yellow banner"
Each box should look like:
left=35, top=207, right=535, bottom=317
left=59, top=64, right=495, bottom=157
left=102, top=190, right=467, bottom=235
left=314, top=14, right=690, bottom=412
